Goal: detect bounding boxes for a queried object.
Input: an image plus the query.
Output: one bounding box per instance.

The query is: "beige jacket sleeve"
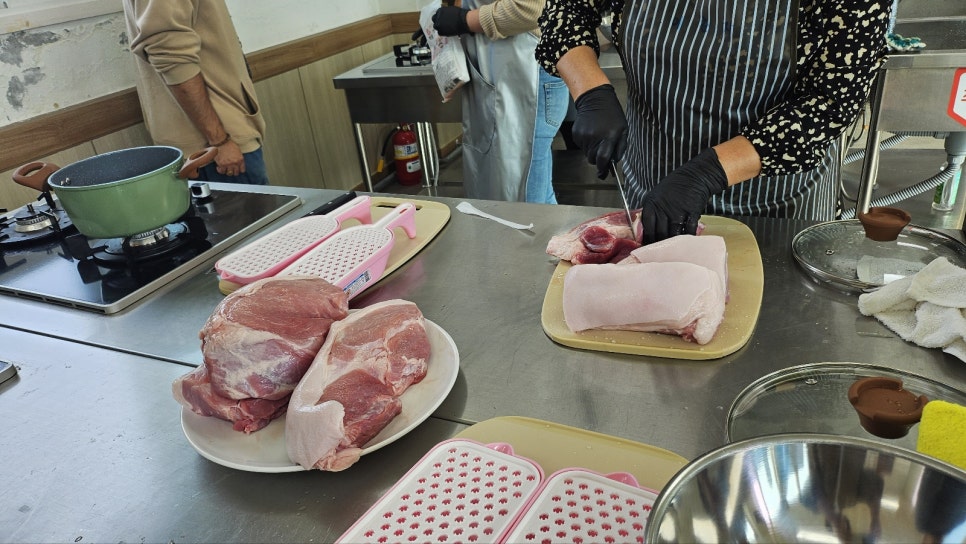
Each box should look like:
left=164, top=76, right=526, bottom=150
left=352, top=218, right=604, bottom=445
left=125, top=0, right=202, bottom=86
left=477, top=0, right=545, bottom=39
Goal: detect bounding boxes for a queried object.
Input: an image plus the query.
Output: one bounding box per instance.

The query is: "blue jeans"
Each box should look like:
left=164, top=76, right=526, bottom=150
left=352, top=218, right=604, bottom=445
left=197, top=147, right=270, bottom=185
left=526, top=69, right=568, bottom=204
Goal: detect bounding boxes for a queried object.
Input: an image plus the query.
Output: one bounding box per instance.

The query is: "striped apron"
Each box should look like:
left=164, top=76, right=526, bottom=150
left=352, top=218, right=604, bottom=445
left=620, top=0, right=839, bottom=220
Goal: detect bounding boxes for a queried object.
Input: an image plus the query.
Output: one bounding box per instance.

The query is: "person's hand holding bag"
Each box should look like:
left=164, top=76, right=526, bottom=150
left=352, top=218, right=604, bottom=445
left=640, top=148, right=729, bottom=244
left=432, top=6, right=472, bottom=36
left=572, top=84, right=628, bottom=179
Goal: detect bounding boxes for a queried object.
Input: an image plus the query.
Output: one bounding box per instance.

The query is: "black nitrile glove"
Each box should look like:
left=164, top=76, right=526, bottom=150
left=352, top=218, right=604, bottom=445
left=411, top=28, right=427, bottom=47
left=572, top=84, right=628, bottom=179
left=640, top=148, right=729, bottom=244
left=432, top=6, right=471, bottom=36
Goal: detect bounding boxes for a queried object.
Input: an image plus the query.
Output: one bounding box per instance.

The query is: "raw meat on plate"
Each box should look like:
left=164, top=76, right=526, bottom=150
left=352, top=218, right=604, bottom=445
left=173, top=276, right=348, bottom=433
left=562, top=261, right=726, bottom=345
left=286, top=299, right=431, bottom=471
left=199, top=276, right=349, bottom=400
left=546, top=209, right=643, bottom=264
left=173, top=366, right=290, bottom=433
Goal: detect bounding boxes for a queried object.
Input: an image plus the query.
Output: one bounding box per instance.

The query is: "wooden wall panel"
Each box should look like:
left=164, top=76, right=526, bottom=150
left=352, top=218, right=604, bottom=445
left=254, top=71, right=325, bottom=189
left=0, top=143, right=97, bottom=212
left=299, top=48, right=370, bottom=191
left=91, top=124, right=152, bottom=155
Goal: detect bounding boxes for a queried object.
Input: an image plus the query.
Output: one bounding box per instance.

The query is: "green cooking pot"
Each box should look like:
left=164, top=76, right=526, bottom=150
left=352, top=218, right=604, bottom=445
left=13, top=146, right=216, bottom=239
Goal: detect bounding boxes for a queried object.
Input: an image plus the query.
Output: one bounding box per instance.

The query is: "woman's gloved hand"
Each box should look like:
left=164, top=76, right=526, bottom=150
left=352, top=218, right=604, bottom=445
left=572, top=84, right=628, bottom=179
left=640, top=148, right=729, bottom=244
left=432, top=6, right=471, bottom=36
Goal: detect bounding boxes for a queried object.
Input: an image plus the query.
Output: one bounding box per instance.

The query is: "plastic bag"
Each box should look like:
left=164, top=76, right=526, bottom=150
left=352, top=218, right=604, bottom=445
left=419, top=0, right=470, bottom=103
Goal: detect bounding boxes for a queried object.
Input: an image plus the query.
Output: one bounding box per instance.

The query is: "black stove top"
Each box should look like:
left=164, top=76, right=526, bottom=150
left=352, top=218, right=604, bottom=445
left=0, top=185, right=300, bottom=313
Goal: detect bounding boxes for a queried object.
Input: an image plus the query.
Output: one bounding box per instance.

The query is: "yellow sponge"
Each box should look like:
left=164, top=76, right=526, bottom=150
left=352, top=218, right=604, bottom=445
left=917, top=400, right=966, bottom=471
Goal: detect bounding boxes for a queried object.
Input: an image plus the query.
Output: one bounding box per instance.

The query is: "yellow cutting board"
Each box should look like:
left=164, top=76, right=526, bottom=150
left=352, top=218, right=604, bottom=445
left=456, top=416, right=689, bottom=492
left=541, top=215, right=763, bottom=360
left=218, top=197, right=450, bottom=295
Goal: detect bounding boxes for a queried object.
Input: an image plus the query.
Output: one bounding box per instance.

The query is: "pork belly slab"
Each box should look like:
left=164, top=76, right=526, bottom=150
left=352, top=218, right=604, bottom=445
left=562, top=262, right=726, bottom=345
left=286, top=299, right=431, bottom=472
left=621, top=235, right=729, bottom=298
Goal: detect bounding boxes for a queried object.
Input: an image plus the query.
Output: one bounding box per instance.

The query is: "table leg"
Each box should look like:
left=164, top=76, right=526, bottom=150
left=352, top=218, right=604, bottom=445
left=353, top=123, right=374, bottom=192
left=416, top=122, right=439, bottom=192
left=856, top=70, right=887, bottom=215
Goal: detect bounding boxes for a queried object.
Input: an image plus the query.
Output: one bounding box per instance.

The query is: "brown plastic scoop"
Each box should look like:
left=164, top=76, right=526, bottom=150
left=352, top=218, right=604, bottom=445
left=848, top=376, right=927, bottom=439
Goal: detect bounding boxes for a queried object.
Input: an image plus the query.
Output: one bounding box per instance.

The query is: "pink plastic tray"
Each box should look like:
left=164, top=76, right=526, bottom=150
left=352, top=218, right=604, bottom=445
left=278, top=201, right=417, bottom=300
left=501, top=468, right=659, bottom=544
left=336, top=439, right=545, bottom=544
left=214, top=195, right=371, bottom=284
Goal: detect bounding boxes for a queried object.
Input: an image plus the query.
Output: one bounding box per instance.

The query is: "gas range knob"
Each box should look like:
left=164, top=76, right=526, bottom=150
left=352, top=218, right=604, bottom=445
left=190, top=182, right=212, bottom=199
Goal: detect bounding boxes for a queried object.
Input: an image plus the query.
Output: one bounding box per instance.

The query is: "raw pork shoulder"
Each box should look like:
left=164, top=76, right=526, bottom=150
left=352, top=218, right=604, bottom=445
left=547, top=210, right=643, bottom=264
left=199, top=276, right=349, bottom=401
left=620, top=235, right=729, bottom=298
left=173, top=276, right=348, bottom=433
left=562, top=262, right=726, bottom=344
left=286, top=299, right=431, bottom=471
left=173, top=366, right=289, bottom=433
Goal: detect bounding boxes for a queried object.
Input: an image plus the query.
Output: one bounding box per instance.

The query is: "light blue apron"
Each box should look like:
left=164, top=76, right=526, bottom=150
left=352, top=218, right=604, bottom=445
left=460, top=0, right=540, bottom=202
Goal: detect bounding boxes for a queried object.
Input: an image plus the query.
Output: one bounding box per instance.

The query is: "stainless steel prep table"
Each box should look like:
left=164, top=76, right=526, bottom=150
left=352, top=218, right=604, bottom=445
left=1, top=183, right=965, bottom=465
left=0, top=326, right=467, bottom=543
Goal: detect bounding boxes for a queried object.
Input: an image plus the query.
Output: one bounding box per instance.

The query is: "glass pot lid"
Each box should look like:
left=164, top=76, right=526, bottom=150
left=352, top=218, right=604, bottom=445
left=727, top=362, right=966, bottom=452
left=792, top=219, right=966, bottom=292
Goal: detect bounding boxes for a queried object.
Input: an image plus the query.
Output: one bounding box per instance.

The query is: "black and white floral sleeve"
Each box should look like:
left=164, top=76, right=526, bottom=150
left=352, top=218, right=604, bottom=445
left=535, top=0, right=623, bottom=75
left=740, top=0, right=892, bottom=176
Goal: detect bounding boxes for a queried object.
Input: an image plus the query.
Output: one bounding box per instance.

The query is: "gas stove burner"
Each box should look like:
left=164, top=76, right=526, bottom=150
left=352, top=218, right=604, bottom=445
left=89, top=216, right=209, bottom=268
left=127, top=226, right=171, bottom=248
left=0, top=202, right=75, bottom=248
left=393, top=43, right=431, bottom=66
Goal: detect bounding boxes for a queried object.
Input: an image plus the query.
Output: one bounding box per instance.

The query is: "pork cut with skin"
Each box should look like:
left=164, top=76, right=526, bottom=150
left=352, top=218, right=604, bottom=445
left=620, top=234, right=729, bottom=299
left=546, top=209, right=644, bottom=264
left=562, top=261, right=726, bottom=344
left=199, top=276, right=349, bottom=401
left=286, top=299, right=431, bottom=472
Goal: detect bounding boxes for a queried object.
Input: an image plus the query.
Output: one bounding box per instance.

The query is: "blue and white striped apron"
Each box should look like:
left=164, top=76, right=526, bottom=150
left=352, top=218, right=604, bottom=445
left=620, top=0, right=839, bottom=220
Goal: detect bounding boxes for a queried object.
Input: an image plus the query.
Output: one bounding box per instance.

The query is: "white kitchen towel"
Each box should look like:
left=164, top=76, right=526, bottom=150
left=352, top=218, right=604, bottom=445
left=858, top=257, right=966, bottom=362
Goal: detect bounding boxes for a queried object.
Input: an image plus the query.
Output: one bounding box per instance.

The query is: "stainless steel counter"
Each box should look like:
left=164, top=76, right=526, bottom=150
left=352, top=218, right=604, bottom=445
left=2, top=184, right=965, bottom=541
left=0, top=327, right=466, bottom=542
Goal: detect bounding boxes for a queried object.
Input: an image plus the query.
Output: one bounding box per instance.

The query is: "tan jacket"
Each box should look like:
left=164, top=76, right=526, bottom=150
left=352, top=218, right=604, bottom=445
left=123, top=0, right=265, bottom=156
left=478, top=0, right=546, bottom=40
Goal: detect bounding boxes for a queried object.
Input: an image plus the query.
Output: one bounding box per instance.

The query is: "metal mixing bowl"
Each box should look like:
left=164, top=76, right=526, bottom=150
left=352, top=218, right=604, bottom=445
left=645, top=434, right=966, bottom=543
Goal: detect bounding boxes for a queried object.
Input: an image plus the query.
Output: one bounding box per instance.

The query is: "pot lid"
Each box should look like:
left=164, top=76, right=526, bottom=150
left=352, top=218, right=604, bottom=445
left=792, top=219, right=966, bottom=292
left=727, top=362, right=966, bottom=452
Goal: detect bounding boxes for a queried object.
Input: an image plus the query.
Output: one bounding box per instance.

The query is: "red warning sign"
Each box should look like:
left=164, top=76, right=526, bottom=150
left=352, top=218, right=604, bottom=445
left=950, top=68, right=966, bottom=127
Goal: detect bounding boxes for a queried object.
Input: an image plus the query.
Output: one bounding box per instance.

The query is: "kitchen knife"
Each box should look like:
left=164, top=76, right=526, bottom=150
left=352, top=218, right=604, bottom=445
left=303, top=190, right=358, bottom=217
left=611, top=161, right=634, bottom=228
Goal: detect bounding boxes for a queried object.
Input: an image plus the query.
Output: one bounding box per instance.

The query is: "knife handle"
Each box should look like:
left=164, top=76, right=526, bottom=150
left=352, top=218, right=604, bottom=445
left=303, top=191, right=357, bottom=217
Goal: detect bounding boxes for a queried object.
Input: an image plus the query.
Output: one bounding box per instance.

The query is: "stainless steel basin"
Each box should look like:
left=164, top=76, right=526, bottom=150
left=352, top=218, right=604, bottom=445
left=645, top=434, right=966, bottom=543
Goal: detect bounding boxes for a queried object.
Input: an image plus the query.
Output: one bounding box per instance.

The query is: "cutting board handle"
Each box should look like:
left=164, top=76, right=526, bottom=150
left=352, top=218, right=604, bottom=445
left=376, top=202, right=418, bottom=239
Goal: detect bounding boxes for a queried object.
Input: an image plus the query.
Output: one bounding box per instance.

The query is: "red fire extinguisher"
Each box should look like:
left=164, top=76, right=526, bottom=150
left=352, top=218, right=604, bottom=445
left=392, top=124, right=423, bottom=186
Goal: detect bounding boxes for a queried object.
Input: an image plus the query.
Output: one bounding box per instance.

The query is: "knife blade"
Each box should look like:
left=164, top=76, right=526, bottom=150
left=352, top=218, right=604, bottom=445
left=302, top=190, right=357, bottom=217
left=611, top=161, right=634, bottom=229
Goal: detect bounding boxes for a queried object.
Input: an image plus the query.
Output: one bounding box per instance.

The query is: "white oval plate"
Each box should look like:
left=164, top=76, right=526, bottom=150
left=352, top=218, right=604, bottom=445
left=180, top=319, right=459, bottom=472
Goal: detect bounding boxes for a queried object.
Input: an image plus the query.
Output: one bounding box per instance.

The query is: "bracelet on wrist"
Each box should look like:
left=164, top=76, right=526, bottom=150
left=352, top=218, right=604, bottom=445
left=209, top=133, right=232, bottom=147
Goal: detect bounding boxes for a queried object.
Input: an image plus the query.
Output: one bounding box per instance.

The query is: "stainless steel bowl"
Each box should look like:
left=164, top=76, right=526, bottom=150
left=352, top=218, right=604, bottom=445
left=645, top=434, right=966, bottom=543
